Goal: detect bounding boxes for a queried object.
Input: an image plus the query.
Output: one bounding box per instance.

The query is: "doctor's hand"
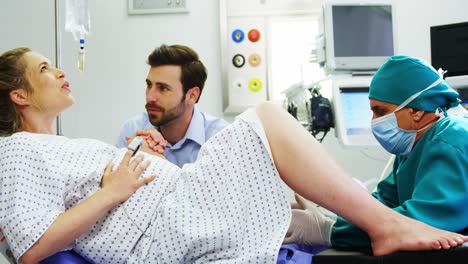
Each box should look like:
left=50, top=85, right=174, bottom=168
left=283, top=193, right=334, bottom=246
left=100, top=150, right=155, bottom=204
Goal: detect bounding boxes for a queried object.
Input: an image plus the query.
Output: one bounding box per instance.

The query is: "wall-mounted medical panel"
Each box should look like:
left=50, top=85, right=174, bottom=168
left=224, top=17, right=267, bottom=114
left=220, top=0, right=321, bottom=115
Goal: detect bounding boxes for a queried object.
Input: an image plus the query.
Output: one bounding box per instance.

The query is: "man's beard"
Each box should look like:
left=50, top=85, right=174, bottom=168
left=146, top=95, right=186, bottom=127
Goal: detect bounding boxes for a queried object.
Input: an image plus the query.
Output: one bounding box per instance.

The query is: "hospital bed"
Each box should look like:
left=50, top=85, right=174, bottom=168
left=0, top=250, right=90, bottom=264
left=313, top=243, right=468, bottom=263
left=279, top=242, right=468, bottom=263
left=42, top=241, right=468, bottom=263
left=1, top=228, right=90, bottom=264
left=313, top=228, right=468, bottom=263
left=1, top=244, right=468, bottom=263
left=1, top=233, right=467, bottom=263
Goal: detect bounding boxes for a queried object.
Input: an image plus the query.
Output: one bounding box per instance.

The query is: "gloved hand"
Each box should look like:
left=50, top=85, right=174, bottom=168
left=283, top=193, right=336, bottom=246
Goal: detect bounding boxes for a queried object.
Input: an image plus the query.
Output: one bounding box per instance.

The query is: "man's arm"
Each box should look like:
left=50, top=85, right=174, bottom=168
left=391, top=141, right=468, bottom=231
left=116, top=113, right=151, bottom=148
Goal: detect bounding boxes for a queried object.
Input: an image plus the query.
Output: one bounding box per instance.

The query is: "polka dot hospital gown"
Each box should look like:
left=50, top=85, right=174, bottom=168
left=0, top=109, right=291, bottom=263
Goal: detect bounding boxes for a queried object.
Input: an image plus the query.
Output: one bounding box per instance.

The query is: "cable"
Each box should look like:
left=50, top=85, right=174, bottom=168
left=378, top=154, right=395, bottom=182
left=364, top=154, right=394, bottom=192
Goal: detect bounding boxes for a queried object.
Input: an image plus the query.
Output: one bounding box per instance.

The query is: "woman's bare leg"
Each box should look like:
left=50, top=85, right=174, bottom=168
left=255, top=102, right=467, bottom=256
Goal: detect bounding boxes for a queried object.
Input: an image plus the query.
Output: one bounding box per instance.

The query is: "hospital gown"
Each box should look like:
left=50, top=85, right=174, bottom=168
left=0, top=110, right=290, bottom=263
left=331, top=115, right=468, bottom=248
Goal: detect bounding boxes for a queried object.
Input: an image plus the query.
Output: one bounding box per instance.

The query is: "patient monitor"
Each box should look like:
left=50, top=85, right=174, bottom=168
left=332, top=76, right=379, bottom=147
left=318, top=0, right=394, bottom=72
left=430, top=21, right=468, bottom=110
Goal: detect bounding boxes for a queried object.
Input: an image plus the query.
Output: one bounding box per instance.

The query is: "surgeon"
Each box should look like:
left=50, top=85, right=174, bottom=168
left=285, top=55, right=468, bottom=249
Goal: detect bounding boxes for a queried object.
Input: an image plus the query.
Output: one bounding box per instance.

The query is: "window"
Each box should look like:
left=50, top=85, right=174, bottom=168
left=268, top=16, right=325, bottom=103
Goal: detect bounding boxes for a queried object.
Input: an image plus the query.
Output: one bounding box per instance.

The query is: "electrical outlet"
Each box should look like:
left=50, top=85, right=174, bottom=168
left=128, top=0, right=189, bottom=15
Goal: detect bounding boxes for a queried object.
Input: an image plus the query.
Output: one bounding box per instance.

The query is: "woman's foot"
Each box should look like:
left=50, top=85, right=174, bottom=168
left=370, top=214, right=467, bottom=256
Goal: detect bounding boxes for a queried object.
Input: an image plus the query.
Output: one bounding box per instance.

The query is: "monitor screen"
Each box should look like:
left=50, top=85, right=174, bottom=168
left=331, top=77, right=379, bottom=147
left=322, top=1, right=394, bottom=71
left=458, top=88, right=468, bottom=109
left=333, top=6, right=393, bottom=57
left=339, top=87, right=373, bottom=136
left=431, top=21, right=468, bottom=77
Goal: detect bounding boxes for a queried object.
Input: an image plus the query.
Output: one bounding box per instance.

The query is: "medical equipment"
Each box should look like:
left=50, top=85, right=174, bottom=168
left=332, top=76, right=379, bottom=147
left=318, top=0, right=394, bottom=73
left=310, top=89, right=334, bottom=142
left=430, top=21, right=468, bottom=109
left=458, top=89, right=468, bottom=109
left=65, top=0, right=91, bottom=72
left=53, top=0, right=63, bottom=136
left=431, top=21, right=468, bottom=89
left=0, top=229, right=14, bottom=264
left=127, top=136, right=143, bottom=155
left=283, top=81, right=334, bottom=142
left=285, top=76, right=370, bottom=144
left=283, top=81, right=313, bottom=108
left=77, top=38, right=85, bottom=72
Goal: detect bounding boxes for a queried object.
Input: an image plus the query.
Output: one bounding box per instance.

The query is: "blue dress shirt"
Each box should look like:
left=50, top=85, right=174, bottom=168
left=116, top=107, right=229, bottom=168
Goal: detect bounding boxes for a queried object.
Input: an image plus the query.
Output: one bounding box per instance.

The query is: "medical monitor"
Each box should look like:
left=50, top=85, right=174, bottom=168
left=332, top=77, right=379, bottom=147
left=459, top=89, right=468, bottom=109
left=431, top=21, right=468, bottom=91
left=322, top=0, right=394, bottom=71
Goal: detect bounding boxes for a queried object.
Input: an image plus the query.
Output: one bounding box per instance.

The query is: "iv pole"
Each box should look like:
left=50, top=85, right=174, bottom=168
left=54, top=0, right=62, bottom=135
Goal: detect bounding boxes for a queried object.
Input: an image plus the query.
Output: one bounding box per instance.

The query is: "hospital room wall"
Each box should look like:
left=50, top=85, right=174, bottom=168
left=0, top=0, right=225, bottom=143
left=0, top=1, right=56, bottom=73
left=0, top=0, right=467, bottom=185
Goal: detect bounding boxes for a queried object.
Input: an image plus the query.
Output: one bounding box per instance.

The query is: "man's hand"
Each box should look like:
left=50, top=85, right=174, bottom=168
left=125, top=129, right=167, bottom=156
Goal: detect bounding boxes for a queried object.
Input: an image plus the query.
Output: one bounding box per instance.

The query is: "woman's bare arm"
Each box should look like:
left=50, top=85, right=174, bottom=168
left=19, top=150, right=155, bottom=264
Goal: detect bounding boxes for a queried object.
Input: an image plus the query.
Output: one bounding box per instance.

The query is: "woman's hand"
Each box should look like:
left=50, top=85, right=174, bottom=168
left=101, top=149, right=155, bottom=204
left=21, top=149, right=155, bottom=264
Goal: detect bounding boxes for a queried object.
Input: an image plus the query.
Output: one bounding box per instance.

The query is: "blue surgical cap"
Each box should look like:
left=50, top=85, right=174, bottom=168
left=369, top=55, right=460, bottom=111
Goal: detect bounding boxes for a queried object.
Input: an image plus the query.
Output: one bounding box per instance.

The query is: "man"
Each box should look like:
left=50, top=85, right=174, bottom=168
left=284, top=55, right=468, bottom=249
left=117, top=44, right=228, bottom=167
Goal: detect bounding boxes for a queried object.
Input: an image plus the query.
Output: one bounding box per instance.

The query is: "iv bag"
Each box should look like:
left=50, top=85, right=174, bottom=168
left=65, top=0, right=91, bottom=40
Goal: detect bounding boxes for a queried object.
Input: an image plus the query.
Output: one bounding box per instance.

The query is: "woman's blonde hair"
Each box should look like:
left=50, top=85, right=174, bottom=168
left=0, top=47, right=32, bottom=136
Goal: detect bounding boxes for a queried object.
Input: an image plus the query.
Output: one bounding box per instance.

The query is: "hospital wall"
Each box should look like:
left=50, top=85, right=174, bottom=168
left=1, top=0, right=467, bottom=187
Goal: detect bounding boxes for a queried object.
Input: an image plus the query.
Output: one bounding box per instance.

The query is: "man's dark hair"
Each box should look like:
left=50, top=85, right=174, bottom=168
left=147, top=44, right=207, bottom=102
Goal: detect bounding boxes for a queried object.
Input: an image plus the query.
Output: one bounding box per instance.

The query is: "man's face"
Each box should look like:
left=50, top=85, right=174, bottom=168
left=369, top=99, right=413, bottom=130
left=145, top=65, right=187, bottom=127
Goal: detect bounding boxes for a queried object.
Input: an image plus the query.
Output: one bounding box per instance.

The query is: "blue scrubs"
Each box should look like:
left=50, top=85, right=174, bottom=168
left=331, top=116, right=468, bottom=248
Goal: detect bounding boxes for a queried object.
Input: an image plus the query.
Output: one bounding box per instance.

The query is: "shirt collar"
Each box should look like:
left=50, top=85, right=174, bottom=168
left=147, top=107, right=206, bottom=148
left=160, top=106, right=206, bottom=149
left=182, top=106, right=206, bottom=147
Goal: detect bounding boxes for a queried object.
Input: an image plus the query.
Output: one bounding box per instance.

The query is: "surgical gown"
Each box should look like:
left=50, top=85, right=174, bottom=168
left=331, top=115, right=468, bottom=248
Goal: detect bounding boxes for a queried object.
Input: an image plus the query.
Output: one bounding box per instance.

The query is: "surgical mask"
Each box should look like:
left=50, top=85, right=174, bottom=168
left=371, top=75, right=444, bottom=157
